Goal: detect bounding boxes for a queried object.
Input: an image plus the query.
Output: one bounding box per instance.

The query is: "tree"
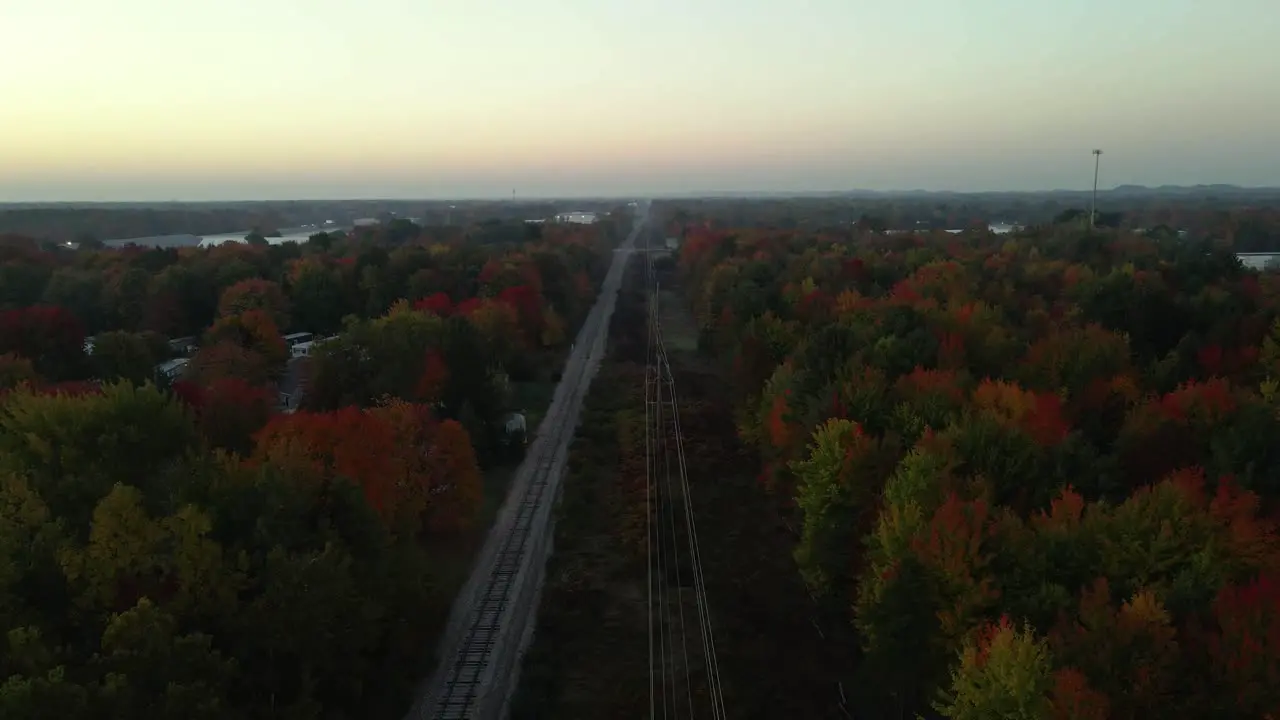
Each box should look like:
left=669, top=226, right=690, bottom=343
left=1054, top=208, right=1088, bottom=225
left=89, top=330, right=162, bottom=385
left=104, top=266, right=152, bottom=332
left=1203, top=574, right=1280, bottom=716
left=419, top=417, right=483, bottom=533
left=857, top=213, right=889, bottom=233
left=0, top=306, right=86, bottom=381
left=93, top=597, right=234, bottom=720
left=415, top=349, right=450, bottom=404
left=0, top=258, right=52, bottom=311
left=0, top=213, right=625, bottom=718
left=463, top=297, right=522, bottom=363
left=1117, top=379, right=1237, bottom=490
left=0, top=382, right=197, bottom=525
left=253, top=407, right=402, bottom=521
left=540, top=307, right=566, bottom=348
left=61, top=482, right=170, bottom=612
left=204, top=309, right=287, bottom=373
left=935, top=617, right=1054, bottom=720
left=144, top=264, right=211, bottom=337
left=383, top=218, right=421, bottom=246
left=0, top=666, right=90, bottom=719
left=1047, top=579, right=1182, bottom=718
left=0, top=353, right=37, bottom=392
left=414, top=292, right=453, bottom=317
left=791, top=419, right=881, bottom=599
left=217, top=278, right=290, bottom=330
left=437, top=315, right=505, bottom=432
left=0, top=474, right=66, bottom=643
left=186, top=342, right=271, bottom=387
left=301, top=335, right=374, bottom=411
left=497, top=284, right=544, bottom=347
left=287, top=259, right=347, bottom=334
left=174, top=377, right=274, bottom=456
left=41, top=268, right=104, bottom=334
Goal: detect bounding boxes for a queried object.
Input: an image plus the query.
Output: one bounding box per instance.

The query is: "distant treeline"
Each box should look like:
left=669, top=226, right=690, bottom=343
left=0, top=199, right=630, bottom=244
left=653, top=192, right=1280, bottom=251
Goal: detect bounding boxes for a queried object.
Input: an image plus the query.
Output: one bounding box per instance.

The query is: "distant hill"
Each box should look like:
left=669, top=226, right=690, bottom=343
left=1106, top=184, right=1280, bottom=197
left=862, top=184, right=1280, bottom=199
left=654, top=185, right=1280, bottom=201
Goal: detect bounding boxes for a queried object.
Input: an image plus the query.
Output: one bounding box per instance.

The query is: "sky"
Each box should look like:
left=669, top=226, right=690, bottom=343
left=2, top=0, right=1278, bottom=201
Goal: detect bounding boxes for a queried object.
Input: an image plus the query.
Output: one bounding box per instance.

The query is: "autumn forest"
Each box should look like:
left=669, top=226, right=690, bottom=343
left=659, top=202, right=1280, bottom=719
left=4, top=192, right=1280, bottom=719
left=0, top=213, right=623, bottom=717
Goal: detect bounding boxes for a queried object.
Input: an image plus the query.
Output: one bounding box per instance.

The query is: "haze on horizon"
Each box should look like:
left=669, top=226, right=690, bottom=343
left=2, top=0, right=1278, bottom=202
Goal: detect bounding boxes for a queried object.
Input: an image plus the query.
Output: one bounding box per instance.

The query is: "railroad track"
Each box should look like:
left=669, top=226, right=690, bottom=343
left=410, top=204, right=648, bottom=720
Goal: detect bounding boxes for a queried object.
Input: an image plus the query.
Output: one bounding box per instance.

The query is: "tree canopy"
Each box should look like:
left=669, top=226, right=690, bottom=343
left=671, top=210, right=1280, bottom=718
left=0, top=209, right=628, bottom=717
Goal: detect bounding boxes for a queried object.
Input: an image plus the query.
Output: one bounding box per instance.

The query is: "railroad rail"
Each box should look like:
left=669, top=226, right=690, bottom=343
left=409, top=203, right=647, bottom=720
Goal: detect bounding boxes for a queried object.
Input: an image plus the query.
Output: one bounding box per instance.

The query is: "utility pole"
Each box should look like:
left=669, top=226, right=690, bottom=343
left=1090, top=149, right=1103, bottom=229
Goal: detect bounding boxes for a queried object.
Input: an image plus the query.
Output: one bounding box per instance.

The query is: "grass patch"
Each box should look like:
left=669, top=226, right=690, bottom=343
left=510, top=266, right=861, bottom=719
left=511, top=260, right=652, bottom=718
left=657, top=288, right=698, bottom=352
left=509, top=365, right=650, bottom=719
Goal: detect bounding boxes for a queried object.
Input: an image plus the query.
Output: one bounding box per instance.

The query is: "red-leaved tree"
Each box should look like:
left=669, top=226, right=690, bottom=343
left=0, top=305, right=86, bottom=380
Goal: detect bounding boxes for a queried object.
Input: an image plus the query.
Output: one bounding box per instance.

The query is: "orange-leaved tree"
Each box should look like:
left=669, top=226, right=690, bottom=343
left=217, top=278, right=291, bottom=330
left=252, top=407, right=400, bottom=522
left=206, top=309, right=288, bottom=371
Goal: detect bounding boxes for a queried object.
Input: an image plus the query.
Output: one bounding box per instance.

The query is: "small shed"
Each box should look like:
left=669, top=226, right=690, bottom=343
left=502, top=412, right=528, bottom=446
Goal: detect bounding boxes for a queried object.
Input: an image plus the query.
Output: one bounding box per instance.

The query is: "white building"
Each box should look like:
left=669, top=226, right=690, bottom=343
left=1238, top=253, right=1280, bottom=271
left=555, top=211, right=598, bottom=224
left=155, top=358, right=189, bottom=381
left=290, top=335, right=338, bottom=358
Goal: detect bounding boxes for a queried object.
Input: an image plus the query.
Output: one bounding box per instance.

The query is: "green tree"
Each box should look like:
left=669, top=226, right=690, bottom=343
left=791, top=418, right=880, bottom=599
left=935, top=617, right=1054, bottom=720
left=0, top=352, right=37, bottom=391
left=42, top=268, right=105, bottom=334
left=89, top=331, right=162, bottom=385
left=0, top=382, right=197, bottom=525
left=105, top=267, right=151, bottom=332
left=93, top=597, right=234, bottom=720
left=0, top=666, right=89, bottom=720
left=288, top=261, right=347, bottom=334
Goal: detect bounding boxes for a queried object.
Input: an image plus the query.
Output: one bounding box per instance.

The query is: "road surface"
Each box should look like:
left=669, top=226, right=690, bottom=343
left=407, top=202, right=649, bottom=720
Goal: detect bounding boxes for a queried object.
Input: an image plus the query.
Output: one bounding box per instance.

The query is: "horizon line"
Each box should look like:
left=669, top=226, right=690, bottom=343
left=5, top=182, right=1280, bottom=205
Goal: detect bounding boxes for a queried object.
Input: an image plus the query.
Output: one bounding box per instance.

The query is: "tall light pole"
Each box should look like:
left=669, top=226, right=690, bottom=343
left=1090, top=149, right=1103, bottom=229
